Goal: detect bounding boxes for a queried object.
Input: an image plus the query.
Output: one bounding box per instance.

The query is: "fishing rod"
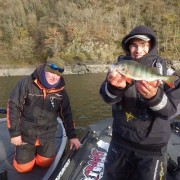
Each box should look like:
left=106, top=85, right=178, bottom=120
left=0, top=108, right=7, bottom=114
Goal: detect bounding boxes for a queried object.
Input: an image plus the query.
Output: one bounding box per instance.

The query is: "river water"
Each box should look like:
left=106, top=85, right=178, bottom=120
left=0, top=73, right=112, bottom=127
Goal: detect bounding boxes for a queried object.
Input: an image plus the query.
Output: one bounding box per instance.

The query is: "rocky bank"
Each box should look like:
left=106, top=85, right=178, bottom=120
left=0, top=60, right=179, bottom=77
left=0, top=64, right=109, bottom=76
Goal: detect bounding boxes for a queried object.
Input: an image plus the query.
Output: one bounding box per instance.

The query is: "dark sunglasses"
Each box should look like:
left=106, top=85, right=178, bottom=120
left=49, top=64, right=64, bottom=73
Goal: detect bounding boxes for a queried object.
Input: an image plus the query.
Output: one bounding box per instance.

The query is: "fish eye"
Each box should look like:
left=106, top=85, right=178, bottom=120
left=121, top=65, right=127, bottom=71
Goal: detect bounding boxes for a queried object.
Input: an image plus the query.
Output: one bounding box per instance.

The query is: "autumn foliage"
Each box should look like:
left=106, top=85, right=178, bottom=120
left=0, top=0, right=179, bottom=66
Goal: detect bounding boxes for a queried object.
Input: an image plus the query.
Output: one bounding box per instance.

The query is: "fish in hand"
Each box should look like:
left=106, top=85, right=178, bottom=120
left=110, top=60, right=179, bottom=88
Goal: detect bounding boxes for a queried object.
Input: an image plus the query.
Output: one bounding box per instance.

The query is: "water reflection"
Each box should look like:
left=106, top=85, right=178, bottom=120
left=0, top=74, right=112, bottom=126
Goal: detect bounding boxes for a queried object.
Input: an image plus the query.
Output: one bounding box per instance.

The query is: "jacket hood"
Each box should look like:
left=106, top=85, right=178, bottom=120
left=31, top=64, right=65, bottom=89
left=122, top=26, right=157, bottom=56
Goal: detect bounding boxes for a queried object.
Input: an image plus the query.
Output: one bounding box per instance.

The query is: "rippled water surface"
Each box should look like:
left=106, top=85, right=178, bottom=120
left=0, top=73, right=112, bottom=127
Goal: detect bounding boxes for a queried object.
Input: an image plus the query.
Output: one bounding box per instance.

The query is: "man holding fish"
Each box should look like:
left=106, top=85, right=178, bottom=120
left=100, top=25, right=180, bottom=180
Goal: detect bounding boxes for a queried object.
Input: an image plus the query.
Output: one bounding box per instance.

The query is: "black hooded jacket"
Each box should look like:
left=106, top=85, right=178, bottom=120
left=100, top=26, right=180, bottom=154
left=7, top=64, right=77, bottom=145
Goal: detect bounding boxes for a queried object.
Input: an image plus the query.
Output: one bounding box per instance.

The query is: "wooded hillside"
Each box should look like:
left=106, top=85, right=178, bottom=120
left=0, top=0, right=179, bottom=66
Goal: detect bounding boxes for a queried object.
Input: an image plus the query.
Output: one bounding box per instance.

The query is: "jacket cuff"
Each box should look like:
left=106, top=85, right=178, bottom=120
left=67, top=130, right=77, bottom=139
left=145, top=88, right=167, bottom=111
left=9, top=129, right=21, bottom=138
left=107, top=82, right=126, bottom=95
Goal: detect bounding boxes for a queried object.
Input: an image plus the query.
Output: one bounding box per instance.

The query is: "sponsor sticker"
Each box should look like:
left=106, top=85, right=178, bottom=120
left=82, top=148, right=107, bottom=180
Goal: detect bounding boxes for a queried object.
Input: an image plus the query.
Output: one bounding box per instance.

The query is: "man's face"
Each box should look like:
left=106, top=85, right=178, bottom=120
left=45, top=71, right=60, bottom=85
left=129, top=38, right=150, bottom=60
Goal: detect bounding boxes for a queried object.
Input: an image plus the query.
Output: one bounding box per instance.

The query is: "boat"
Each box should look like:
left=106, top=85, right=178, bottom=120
left=0, top=109, right=180, bottom=180
left=49, top=118, right=180, bottom=180
left=50, top=118, right=112, bottom=180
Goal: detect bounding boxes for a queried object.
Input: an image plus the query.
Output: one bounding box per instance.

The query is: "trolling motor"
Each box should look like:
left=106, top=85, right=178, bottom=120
left=0, top=108, right=7, bottom=114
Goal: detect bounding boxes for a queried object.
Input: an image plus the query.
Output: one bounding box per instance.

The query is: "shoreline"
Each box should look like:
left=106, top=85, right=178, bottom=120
left=1, top=59, right=179, bottom=77
left=0, top=64, right=109, bottom=77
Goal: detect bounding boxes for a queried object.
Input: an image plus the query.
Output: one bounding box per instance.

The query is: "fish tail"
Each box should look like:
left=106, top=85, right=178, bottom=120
left=163, top=75, right=179, bottom=88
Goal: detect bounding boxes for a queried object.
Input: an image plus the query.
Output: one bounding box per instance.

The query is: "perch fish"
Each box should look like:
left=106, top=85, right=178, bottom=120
left=110, top=60, right=178, bottom=88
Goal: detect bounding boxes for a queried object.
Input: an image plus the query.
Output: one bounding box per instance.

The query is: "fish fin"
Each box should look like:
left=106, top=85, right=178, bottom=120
left=125, top=77, right=133, bottom=84
left=164, top=75, right=179, bottom=88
